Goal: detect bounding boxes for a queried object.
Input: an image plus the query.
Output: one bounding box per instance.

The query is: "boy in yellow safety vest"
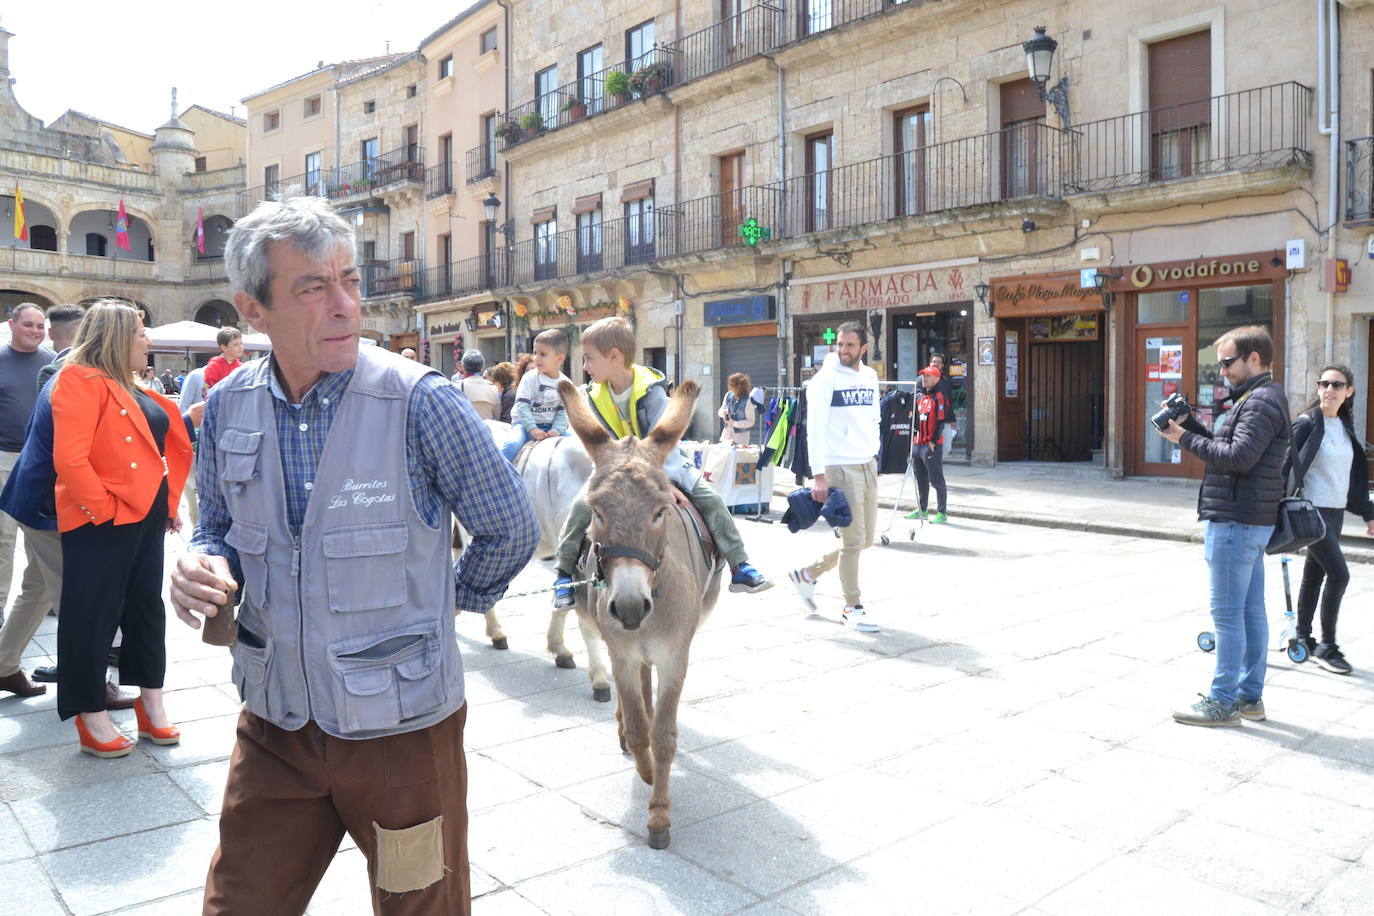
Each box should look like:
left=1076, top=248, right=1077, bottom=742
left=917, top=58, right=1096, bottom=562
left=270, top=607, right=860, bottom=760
left=552, top=317, right=771, bottom=607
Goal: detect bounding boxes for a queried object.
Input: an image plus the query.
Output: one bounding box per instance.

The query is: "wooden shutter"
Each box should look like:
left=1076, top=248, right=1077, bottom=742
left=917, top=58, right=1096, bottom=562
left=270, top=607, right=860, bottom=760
left=1148, top=30, right=1211, bottom=110
left=1000, top=78, right=1044, bottom=125
left=572, top=193, right=602, bottom=215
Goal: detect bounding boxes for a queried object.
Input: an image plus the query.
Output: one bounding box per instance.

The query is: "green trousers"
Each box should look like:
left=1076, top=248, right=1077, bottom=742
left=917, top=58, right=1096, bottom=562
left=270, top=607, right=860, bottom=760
left=556, top=478, right=747, bottom=574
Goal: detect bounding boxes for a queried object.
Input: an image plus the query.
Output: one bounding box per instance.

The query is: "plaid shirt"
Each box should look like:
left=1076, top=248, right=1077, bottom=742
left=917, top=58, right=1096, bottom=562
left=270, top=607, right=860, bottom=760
left=189, top=359, right=537, bottom=613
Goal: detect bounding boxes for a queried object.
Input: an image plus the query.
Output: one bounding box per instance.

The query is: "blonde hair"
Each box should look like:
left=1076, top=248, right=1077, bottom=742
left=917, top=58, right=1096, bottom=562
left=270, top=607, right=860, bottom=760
left=581, top=316, right=636, bottom=366
left=65, top=299, right=143, bottom=394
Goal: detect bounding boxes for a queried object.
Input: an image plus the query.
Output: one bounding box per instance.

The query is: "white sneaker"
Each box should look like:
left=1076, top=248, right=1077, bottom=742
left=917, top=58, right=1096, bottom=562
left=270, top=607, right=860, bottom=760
left=789, top=569, right=816, bottom=612
left=843, top=604, right=879, bottom=633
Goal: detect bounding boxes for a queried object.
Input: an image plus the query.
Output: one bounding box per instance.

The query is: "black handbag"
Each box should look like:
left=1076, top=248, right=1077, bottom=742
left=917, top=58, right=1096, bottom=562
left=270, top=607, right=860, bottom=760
left=1266, top=465, right=1326, bottom=555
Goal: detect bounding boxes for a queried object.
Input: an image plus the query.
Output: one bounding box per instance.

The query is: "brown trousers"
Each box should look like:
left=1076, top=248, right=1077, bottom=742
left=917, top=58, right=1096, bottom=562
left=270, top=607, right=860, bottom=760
left=203, top=704, right=470, bottom=916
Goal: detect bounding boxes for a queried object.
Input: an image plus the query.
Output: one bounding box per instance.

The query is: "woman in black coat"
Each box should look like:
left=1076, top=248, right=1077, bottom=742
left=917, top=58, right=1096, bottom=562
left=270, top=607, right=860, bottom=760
left=1281, top=363, right=1374, bottom=674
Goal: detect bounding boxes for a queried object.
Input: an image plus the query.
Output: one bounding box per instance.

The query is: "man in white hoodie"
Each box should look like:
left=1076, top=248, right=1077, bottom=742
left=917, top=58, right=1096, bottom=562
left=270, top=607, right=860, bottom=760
left=789, top=321, right=882, bottom=632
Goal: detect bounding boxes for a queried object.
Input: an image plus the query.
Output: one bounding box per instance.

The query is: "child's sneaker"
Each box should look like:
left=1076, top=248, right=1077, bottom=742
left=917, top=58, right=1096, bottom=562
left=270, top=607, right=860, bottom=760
left=552, top=575, right=575, bottom=609
left=789, top=569, right=816, bottom=611
left=729, top=563, right=772, bottom=593
left=842, top=604, right=879, bottom=633
left=903, top=508, right=927, bottom=520
left=930, top=512, right=948, bottom=524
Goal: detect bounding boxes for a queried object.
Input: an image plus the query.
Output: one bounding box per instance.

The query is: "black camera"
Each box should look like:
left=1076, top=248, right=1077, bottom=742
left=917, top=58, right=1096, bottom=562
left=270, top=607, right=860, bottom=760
left=1151, top=392, right=1193, bottom=431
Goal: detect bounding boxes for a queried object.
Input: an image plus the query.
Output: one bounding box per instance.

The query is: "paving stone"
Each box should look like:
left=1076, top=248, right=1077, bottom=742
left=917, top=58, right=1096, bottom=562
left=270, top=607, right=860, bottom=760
left=1306, top=864, right=1374, bottom=916
left=1123, top=719, right=1304, bottom=779
left=467, top=752, right=545, bottom=813
left=466, top=656, right=589, bottom=702
left=668, top=802, right=872, bottom=898
left=10, top=771, right=202, bottom=853
left=560, top=764, right=759, bottom=840
left=770, top=768, right=966, bottom=846
left=0, top=740, right=161, bottom=803
left=463, top=697, right=582, bottom=751
left=1036, top=853, right=1282, bottom=914
left=1195, top=780, right=1374, bottom=860
left=0, top=801, right=35, bottom=862
left=956, top=715, right=1114, bottom=774
left=516, top=681, right=619, bottom=725
left=482, top=723, right=633, bottom=789
left=0, top=688, right=57, bottom=718
left=472, top=889, right=550, bottom=915
left=0, top=858, right=66, bottom=915
left=471, top=862, right=501, bottom=898
left=1059, top=746, right=1240, bottom=812
left=167, top=760, right=231, bottom=816
left=42, top=817, right=221, bottom=916
left=159, top=683, right=244, bottom=722
left=775, top=848, right=1021, bottom=915
left=876, top=737, right=1056, bottom=805
left=135, top=711, right=239, bottom=768
left=0, top=704, right=82, bottom=754
left=303, top=846, right=373, bottom=916
left=469, top=792, right=634, bottom=886
left=516, top=846, right=760, bottom=915
left=893, top=807, right=1111, bottom=905
left=678, top=730, right=850, bottom=800
left=104, top=890, right=209, bottom=915
left=988, top=773, right=1187, bottom=854
left=1133, top=816, right=1347, bottom=911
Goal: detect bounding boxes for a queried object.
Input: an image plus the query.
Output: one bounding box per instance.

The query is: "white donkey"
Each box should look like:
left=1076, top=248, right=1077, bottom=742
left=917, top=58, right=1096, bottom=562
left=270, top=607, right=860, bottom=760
left=462, top=421, right=594, bottom=668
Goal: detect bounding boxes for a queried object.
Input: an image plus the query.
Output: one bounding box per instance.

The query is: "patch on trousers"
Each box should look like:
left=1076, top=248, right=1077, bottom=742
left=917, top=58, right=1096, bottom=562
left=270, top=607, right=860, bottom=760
left=373, top=816, right=446, bottom=894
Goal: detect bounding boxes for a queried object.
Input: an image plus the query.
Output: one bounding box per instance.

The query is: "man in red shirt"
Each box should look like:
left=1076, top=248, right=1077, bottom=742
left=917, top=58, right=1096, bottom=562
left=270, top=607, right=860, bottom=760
left=908, top=365, right=950, bottom=524
left=203, top=327, right=244, bottom=391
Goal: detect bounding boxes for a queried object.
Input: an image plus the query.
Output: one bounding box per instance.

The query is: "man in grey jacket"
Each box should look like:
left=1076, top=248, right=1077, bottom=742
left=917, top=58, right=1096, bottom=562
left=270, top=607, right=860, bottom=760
left=170, top=196, right=537, bottom=914
left=1158, top=325, right=1289, bottom=727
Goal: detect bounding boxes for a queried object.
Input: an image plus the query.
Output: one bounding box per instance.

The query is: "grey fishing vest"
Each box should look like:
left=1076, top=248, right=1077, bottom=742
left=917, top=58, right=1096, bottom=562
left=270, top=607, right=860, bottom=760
left=214, top=346, right=463, bottom=739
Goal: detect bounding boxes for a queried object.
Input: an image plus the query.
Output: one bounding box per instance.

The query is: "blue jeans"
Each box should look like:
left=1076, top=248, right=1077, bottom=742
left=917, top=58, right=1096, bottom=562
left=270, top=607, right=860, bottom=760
left=501, top=424, right=554, bottom=461
left=1204, top=520, right=1274, bottom=708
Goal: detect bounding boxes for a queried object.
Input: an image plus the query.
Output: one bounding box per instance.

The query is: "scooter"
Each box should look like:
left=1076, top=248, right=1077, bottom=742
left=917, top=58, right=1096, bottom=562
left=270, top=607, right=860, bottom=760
left=1196, top=556, right=1308, bottom=663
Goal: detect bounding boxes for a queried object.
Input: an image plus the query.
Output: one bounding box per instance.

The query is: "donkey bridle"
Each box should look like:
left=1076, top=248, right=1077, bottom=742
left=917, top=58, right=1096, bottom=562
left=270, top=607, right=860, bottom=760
left=593, top=542, right=662, bottom=596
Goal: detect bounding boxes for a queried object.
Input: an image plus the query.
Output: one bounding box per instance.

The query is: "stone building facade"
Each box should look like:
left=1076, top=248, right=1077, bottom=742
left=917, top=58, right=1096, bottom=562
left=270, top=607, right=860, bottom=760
left=0, top=23, right=245, bottom=349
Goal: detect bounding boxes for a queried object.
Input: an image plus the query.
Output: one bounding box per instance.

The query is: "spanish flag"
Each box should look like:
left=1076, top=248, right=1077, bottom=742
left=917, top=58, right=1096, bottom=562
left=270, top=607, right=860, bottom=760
left=13, top=183, right=26, bottom=242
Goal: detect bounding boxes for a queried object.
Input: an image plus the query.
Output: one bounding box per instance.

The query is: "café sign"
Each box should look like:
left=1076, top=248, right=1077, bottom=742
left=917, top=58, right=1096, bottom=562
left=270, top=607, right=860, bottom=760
left=989, top=271, right=1104, bottom=318
left=793, top=266, right=969, bottom=314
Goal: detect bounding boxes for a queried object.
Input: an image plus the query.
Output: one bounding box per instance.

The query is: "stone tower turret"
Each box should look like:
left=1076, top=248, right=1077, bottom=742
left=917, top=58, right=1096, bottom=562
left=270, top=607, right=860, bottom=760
left=150, top=87, right=197, bottom=177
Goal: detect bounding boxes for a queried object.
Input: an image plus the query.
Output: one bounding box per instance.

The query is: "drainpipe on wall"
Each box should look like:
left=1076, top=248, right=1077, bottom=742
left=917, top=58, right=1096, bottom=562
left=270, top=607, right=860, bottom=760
left=776, top=58, right=787, bottom=387
left=1317, top=0, right=1339, bottom=363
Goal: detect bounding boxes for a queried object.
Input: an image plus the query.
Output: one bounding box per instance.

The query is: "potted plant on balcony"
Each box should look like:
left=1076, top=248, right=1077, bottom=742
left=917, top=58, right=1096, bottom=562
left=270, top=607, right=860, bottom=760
left=562, top=96, right=588, bottom=122
left=629, top=62, right=671, bottom=96
left=605, top=70, right=631, bottom=106
left=494, top=119, right=520, bottom=146
left=519, top=112, right=546, bottom=139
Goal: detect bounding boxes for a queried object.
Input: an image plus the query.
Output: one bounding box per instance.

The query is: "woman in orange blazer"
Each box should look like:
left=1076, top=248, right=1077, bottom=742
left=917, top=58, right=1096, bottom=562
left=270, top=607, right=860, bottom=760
left=51, top=300, right=193, bottom=758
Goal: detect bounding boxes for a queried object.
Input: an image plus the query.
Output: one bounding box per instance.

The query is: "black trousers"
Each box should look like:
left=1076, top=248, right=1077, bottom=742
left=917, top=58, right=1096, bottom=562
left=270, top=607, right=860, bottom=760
left=57, top=482, right=168, bottom=719
left=912, top=442, right=947, bottom=513
left=1296, top=506, right=1349, bottom=646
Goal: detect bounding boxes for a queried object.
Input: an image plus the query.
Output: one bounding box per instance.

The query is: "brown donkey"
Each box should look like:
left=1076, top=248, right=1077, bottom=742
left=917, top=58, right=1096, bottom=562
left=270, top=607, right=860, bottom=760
left=559, top=378, right=723, bottom=849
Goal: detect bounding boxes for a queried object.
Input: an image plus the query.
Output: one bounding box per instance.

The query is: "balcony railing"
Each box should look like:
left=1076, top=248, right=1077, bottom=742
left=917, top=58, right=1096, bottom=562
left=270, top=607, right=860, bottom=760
left=189, top=259, right=227, bottom=281
left=426, top=162, right=456, bottom=200
left=770, top=123, right=1066, bottom=237
left=1064, top=82, right=1312, bottom=194
left=418, top=253, right=508, bottom=303
left=235, top=173, right=320, bottom=217
left=506, top=209, right=676, bottom=286
left=0, top=147, right=161, bottom=192
left=669, top=4, right=784, bottom=83
left=498, top=48, right=674, bottom=151
left=186, top=164, right=247, bottom=192
left=786, top=0, right=907, bottom=42
left=329, top=146, right=426, bottom=201
left=1346, top=136, right=1374, bottom=224
left=361, top=257, right=424, bottom=298
left=465, top=143, right=499, bottom=184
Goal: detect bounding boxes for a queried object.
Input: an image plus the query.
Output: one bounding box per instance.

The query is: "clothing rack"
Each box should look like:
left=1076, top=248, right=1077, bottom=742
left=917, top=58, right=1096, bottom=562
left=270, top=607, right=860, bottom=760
left=740, top=385, right=806, bottom=524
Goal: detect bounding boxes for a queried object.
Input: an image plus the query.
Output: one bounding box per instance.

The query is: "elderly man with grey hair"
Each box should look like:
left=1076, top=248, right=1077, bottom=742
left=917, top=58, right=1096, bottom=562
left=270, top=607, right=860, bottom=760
left=449, top=348, right=502, bottom=420
left=170, top=195, right=537, bottom=915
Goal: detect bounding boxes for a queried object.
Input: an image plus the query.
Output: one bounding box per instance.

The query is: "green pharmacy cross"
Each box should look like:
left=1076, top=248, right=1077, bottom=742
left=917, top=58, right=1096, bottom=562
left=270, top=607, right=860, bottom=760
left=738, top=217, right=771, bottom=246
left=822, top=327, right=837, bottom=346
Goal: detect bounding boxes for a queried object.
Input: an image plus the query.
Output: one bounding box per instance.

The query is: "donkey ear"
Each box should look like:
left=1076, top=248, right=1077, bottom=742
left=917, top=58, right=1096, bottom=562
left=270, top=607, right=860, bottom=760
left=645, top=379, right=699, bottom=463
left=559, top=380, right=612, bottom=462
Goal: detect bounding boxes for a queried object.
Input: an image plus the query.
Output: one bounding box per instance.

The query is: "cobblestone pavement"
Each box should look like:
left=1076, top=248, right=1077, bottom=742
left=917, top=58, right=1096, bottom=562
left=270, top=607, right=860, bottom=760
left=2, top=484, right=1373, bottom=914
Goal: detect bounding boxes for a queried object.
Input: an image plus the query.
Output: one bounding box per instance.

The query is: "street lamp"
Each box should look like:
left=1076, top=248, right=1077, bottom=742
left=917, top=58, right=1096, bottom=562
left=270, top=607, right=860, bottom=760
left=1093, top=270, right=1114, bottom=310
left=974, top=281, right=993, bottom=319
left=1023, top=26, right=1071, bottom=127
left=482, top=193, right=515, bottom=244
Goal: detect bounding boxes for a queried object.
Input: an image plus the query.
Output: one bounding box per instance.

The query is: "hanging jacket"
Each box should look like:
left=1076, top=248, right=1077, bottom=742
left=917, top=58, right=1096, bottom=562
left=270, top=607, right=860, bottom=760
left=877, top=389, right=914, bottom=474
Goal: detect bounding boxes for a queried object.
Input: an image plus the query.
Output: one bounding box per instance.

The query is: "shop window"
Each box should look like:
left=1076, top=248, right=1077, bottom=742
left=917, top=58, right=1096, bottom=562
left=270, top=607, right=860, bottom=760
left=1136, top=291, right=1188, bottom=324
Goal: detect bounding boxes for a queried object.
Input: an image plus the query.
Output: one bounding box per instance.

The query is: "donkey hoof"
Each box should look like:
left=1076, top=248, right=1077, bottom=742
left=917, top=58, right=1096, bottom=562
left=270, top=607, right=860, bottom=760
left=592, top=685, right=612, bottom=703
left=491, top=637, right=509, bottom=650
left=555, top=654, right=576, bottom=669
left=648, top=828, right=671, bottom=850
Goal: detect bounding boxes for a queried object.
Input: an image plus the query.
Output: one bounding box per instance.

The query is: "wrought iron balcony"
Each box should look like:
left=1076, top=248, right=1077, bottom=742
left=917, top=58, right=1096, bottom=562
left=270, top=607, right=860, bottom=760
left=329, top=146, right=425, bottom=202
left=465, top=143, right=500, bottom=185
left=497, top=48, right=674, bottom=152
left=425, top=162, right=456, bottom=200
left=1064, top=82, right=1312, bottom=194
left=1347, top=136, right=1374, bottom=224
left=235, top=173, right=320, bottom=217
left=417, top=252, right=509, bottom=303
left=361, top=257, right=424, bottom=299
left=504, top=209, right=675, bottom=286
left=668, top=4, right=784, bottom=83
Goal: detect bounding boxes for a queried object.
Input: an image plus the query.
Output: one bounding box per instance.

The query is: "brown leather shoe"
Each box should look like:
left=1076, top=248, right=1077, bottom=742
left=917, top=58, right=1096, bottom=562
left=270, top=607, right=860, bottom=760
left=105, top=681, right=137, bottom=710
left=0, top=670, right=48, bottom=698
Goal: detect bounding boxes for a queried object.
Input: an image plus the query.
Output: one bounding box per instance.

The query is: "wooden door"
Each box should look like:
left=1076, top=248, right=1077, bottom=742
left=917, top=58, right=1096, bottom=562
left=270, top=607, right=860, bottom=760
left=997, top=318, right=1027, bottom=461
left=1000, top=79, right=1045, bottom=199
left=718, top=151, right=745, bottom=246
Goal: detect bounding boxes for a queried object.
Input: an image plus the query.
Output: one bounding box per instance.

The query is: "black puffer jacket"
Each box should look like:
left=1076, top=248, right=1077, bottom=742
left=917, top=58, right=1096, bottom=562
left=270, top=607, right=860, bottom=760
left=1281, top=405, right=1374, bottom=519
left=1179, top=372, right=1290, bottom=526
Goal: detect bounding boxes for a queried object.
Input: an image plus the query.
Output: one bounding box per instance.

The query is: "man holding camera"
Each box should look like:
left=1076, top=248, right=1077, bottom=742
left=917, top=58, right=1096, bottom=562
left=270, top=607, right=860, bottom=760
left=1157, top=326, right=1289, bottom=727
